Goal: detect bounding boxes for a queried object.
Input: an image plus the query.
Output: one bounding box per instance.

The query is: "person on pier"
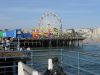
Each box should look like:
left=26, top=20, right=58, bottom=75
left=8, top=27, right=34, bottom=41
left=5, top=39, right=10, bottom=50
left=44, top=57, right=67, bottom=75
left=1, top=39, right=5, bottom=50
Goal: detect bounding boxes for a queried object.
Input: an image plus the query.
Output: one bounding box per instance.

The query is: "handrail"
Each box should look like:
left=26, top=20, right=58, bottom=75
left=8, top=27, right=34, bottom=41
left=63, top=63, right=99, bottom=75
left=0, top=65, right=18, bottom=68
left=64, top=50, right=100, bottom=57
left=63, top=54, right=100, bottom=65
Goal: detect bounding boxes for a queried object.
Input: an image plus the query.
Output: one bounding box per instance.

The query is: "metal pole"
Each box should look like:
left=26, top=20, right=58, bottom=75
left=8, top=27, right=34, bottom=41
left=13, top=61, right=16, bottom=75
left=31, top=51, right=33, bottom=68
left=60, top=24, right=62, bottom=38
left=17, top=37, right=20, bottom=51
left=78, top=52, right=80, bottom=75
left=4, top=67, right=6, bottom=75
left=61, top=49, right=63, bottom=66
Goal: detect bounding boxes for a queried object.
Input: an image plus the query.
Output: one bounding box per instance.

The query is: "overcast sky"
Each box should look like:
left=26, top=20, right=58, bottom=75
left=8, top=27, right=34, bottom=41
left=0, top=0, right=100, bottom=30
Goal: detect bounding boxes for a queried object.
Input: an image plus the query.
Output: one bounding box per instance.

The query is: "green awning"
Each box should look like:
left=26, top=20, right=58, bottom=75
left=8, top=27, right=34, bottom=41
left=0, top=31, right=4, bottom=38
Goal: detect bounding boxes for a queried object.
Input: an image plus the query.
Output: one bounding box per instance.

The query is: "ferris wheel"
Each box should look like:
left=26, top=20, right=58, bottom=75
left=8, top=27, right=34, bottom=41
left=38, top=11, right=63, bottom=37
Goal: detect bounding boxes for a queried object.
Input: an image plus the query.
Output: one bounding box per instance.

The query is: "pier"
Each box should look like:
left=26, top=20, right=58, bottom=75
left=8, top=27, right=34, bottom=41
left=12, top=37, right=85, bottom=48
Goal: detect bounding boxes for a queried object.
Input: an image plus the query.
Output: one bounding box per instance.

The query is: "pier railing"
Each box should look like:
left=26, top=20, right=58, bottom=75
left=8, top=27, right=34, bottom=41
left=0, top=49, right=100, bottom=75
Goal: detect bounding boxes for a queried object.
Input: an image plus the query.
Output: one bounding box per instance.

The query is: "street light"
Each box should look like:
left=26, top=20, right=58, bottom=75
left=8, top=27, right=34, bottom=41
left=17, top=29, right=22, bottom=51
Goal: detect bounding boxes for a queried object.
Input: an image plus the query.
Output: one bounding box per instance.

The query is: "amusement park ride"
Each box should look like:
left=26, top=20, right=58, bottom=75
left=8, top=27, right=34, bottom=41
left=32, top=11, right=63, bottom=39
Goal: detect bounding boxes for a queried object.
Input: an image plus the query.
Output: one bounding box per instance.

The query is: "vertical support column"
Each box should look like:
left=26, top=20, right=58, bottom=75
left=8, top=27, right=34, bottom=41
left=73, top=40, right=75, bottom=47
left=36, top=41, right=37, bottom=47
left=28, top=39, right=29, bottom=47
left=66, top=40, right=68, bottom=47
left=81, top=40, right=83, bottom=47
left=57, top=39, right=58, bottom=47
left=60, top=49, right=63, bottom=66
left=78, top=40, right=79, bottom=47
left=4, top=66, right=6, bottom=75
left=69, top=40, right=72, bottom=47
left=68, top=40, right=69, bottom=47
left=49, top=39, right=52, bottom=48
left=63, top=40, right=65, bottom=47
left=76, top=39, right=79, bottom=48
left=42, top=40, right=43, bottom=47
left=31, top=52, right=33, bottom=68
left=78, top=52, right=80, bottom=75
left=39, top=40, right=41, bottom=47
left=75, top=40, right=77, bottom=47
left=72, top=40, right=73, bottom=47
left=82, top=40, right=83, bottom=48
left=32, top=40, right=33, bottom=47
left=13, top=61, right=16, bottom=75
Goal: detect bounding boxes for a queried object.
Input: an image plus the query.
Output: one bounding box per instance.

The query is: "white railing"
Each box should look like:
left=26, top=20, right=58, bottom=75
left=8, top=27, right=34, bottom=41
left=18, top=62, right=43, bottom=75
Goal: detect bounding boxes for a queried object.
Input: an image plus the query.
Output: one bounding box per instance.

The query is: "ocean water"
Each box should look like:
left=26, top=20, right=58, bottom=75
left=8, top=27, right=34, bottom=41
left=29, top=43, right=100, bottom=75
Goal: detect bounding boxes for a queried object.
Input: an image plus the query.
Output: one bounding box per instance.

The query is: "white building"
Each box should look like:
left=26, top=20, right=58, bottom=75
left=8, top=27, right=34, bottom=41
left=93, top=28, right=100, bottom=38
left=75, top=28, right=93, bottom=39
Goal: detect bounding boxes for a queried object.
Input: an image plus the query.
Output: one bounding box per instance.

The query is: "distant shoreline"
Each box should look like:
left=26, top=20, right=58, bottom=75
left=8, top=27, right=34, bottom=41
left=83, top=39, right=100, bottom=45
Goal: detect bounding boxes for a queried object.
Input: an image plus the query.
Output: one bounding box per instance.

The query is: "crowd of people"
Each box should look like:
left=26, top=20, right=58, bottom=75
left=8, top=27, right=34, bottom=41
left=0, top=38, right=10, bottom=50
left=0, top=38, right=31, bottom=51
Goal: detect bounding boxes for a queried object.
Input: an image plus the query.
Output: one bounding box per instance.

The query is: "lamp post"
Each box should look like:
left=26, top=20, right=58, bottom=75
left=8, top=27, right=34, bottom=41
left=17, top=29, right=21, bottom=51
left=17, top=37, right=20, bottom=51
